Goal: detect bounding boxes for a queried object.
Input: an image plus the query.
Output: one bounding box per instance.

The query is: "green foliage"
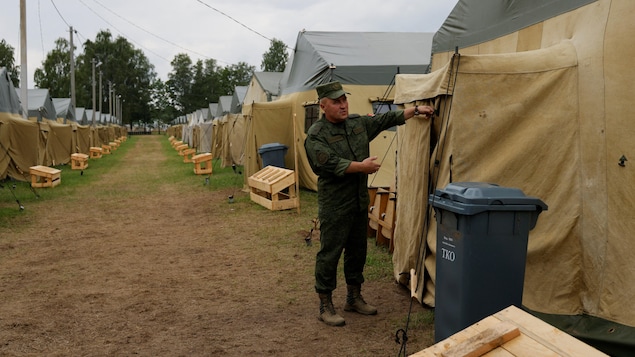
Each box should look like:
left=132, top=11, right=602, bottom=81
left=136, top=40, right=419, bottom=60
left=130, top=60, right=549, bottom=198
left=261, top=38, right=289, bottom=72
left=43, top=30, right=156, bottom=124
left=0, top=39, right=20, bottom=87
left=167, top=53, right=194, bottom=114
left=149, top=78, right=178, bottom=124
left=217, top=61, right=255, bottom=96
left=33, top=38, right=72, bottom=97
left=165, top=55, right=254, bottom=117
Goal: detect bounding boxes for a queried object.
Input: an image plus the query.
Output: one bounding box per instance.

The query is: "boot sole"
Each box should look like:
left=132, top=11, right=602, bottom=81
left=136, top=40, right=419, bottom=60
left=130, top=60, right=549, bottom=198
left=318, top=316, right=346, bottom=326
left=343, top=304, right=378, bottom=315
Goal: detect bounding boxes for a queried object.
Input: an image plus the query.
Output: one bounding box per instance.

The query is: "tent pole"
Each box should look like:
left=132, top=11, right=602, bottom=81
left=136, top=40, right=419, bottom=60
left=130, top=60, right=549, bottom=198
left=293, top=113, right=301, bottom=214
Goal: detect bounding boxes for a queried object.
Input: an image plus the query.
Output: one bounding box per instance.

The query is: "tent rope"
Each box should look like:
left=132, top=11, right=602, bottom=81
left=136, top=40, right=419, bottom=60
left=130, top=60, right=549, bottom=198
left=396, top=50, right=461, bottom=357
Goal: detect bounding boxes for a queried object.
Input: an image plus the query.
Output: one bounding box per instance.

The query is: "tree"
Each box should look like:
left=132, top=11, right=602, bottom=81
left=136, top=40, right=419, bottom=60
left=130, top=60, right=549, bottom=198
left=166, top=53, right=193, bottom=115
left=218, top=61, right=255, bottom=96
left=149, top=78, right=177, bottom=124
left=34, top=38, right=72, bottom=97
left=260, top=38, right=288, bottom=72
left=0, top=39, right=20, bottom=87
left=74, top=30, right=156, bottom=126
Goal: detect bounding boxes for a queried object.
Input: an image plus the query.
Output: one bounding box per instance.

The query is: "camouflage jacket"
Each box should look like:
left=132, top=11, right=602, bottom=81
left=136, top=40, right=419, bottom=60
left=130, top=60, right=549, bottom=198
left=304, top=111, right=406, bottom=215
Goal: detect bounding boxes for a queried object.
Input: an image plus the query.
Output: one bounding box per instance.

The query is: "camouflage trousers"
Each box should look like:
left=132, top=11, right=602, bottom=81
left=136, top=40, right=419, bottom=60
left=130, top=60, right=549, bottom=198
left=315, top=209, right=367, bottom=294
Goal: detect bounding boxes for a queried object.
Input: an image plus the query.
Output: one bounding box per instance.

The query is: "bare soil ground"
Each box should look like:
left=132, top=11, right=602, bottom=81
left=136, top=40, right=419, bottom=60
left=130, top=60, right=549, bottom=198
left=0, top=135, right=434, bottom=356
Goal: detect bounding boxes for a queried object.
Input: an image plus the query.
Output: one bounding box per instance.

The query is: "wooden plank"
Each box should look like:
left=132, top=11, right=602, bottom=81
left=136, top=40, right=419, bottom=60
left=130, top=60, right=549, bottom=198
left=410, top=306, right=609, bottom=357
left=494, top=306, right=609, bottom=357
left=491, top=334, right=560, bottom=357
left=441, top=322, right=520, bottom=357
left=192, top=153, right=212, bottom=163
left=30, top=165, right=61, bottom=175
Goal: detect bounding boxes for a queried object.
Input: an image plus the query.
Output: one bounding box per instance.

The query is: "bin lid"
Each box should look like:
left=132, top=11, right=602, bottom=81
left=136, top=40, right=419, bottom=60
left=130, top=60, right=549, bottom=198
left=429, top=182, right=547, bottom=214
left=258, top=142, right=288, bottom=154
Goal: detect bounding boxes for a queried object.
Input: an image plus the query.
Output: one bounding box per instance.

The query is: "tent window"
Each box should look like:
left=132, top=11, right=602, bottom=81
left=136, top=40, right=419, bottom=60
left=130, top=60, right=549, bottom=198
left=373, top=101, right=397, bottom=132
left=304, top=104, right=320, bottom=133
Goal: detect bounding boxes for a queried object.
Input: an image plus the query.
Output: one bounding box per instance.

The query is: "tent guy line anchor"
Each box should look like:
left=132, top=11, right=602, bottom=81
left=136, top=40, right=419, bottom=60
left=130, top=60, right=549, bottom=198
left=0, top=180, right=25, bottom=211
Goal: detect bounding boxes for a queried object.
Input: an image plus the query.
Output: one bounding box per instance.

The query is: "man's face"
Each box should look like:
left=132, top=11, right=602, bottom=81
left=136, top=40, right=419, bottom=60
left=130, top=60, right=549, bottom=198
left=320, top=95, right=349, bottom=123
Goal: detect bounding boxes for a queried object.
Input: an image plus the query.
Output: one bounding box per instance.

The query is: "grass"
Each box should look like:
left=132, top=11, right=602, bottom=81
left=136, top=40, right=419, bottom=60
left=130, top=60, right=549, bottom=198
left=1, top=134, right=395, bottom=283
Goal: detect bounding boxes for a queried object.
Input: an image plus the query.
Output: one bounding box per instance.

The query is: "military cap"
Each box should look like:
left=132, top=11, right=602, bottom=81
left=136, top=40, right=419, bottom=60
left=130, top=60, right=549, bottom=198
left=316, top=81, right=350, bottom=99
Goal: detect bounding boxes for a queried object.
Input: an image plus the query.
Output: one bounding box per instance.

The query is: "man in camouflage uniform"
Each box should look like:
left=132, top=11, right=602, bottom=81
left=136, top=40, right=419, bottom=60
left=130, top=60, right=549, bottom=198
left=304, top=81, right=434, bottom=326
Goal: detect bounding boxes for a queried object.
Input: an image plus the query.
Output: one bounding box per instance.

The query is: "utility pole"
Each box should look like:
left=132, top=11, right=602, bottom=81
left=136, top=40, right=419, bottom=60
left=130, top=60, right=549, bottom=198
left=98, top=70, right=103, bottom=122
left=20, top=0, right=28, bottom=119
left=108, top=81, right=113, bottom=121
left=91, top=59, right=102, bottom=126
left=91, top=59, right=96, bottom=126
left=70, top=26, right=76, bottom=109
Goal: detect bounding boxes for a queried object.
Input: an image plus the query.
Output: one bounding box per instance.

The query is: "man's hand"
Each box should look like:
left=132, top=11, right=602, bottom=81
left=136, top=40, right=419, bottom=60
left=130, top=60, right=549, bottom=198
left=361, top=156, right=380, bottom=174
left=346, top=156, right=381, bottom=174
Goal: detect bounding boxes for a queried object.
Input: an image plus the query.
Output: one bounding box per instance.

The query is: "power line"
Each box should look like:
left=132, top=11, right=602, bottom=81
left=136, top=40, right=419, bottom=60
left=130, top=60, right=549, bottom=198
left=50, top=0, right=70, bottom=27
left=90, top=0, right=230, bottom=65
left=50, top=0, right=88, bottom=42
left=77, top=0, right=171, bottom=62
left=194, top=0, right=289, bottom=47
left=195, top=0, right=293, bottom=52
left=38, top=0, right=45, bottom=55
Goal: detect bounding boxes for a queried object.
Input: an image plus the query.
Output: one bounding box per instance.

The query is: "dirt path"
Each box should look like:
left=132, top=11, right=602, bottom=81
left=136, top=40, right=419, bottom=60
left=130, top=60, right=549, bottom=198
left=0, top=135, right=433, bottom=356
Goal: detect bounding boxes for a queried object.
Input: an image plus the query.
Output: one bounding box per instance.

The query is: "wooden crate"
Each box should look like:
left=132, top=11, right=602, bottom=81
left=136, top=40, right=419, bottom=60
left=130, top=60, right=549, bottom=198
left=89, top=147, right=103, bottom=159
left=182, top=148, right=197, bottom=163
left=192, top=153, right=213, bottom=175
left=410, top=305, right=609, bottom=357
left=172, top=140, right=183, bottom=148
left=101, top=144, right=111, bottom=154
left=248, top=166, right=299, bottom=211
left=368, top=186, right=390, bottom=237
left=71, top=153, right=89, bottom=170
left=378, top=190, right=396, bottom=253
left=29, top=165, right=61, bottom=188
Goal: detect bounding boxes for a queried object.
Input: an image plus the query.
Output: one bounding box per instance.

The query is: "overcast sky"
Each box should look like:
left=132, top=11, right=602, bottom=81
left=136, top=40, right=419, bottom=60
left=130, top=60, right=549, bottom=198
left=1, top=0, right=459, bottom=88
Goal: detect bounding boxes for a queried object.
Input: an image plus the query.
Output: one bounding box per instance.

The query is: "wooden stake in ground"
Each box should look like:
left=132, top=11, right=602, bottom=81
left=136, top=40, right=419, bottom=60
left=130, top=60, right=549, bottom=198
left=293, top=113, right=301, bottom=214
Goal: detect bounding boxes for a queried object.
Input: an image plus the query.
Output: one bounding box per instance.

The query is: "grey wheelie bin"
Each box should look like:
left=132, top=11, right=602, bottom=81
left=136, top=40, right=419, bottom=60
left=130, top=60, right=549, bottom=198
left=429, top=182, right=547, bottom=342
left=258, top=142, right=288, bottom=168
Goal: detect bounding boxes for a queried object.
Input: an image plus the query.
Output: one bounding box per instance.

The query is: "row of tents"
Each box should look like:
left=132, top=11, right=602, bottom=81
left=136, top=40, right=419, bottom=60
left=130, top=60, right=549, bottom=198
left=167, top=0, right=634, bottom=354
left=0, top=67, right=126, bottom=180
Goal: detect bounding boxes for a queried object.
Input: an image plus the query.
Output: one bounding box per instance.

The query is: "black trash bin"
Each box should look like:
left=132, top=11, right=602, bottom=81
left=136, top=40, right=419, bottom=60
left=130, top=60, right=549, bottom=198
left=429, top=182, right=547, bottom=342
left=258, top=143, right=288, bottom=168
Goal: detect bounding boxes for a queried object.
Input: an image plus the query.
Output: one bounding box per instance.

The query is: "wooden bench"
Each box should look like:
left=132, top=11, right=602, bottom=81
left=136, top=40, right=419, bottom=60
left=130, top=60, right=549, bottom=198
left=176, top=144, right=189, bottom=155
left=368, top=186, right=392, bottom=247
left=29, top=165, right=61, bottom=188
left=89, top=146, right=103, bottom=159
left=109, top=142, right=118, bottom=151
left=71, top=153, right=89, bottom=170
left=248, top=166, right=299, bottom=211
left=182, top=148, right=197, bottom=163
left=101, top=144, right=111, bottom=154
left=172, top=140, right=183, bottom=149
left=192, top=153, right=213, bottom=175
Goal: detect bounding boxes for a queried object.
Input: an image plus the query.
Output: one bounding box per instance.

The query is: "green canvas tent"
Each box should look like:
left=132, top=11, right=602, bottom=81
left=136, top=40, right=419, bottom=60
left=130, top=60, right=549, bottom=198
left=391, top=0, right=635, bottom=354
left=243, top=31, right=434, bottom=191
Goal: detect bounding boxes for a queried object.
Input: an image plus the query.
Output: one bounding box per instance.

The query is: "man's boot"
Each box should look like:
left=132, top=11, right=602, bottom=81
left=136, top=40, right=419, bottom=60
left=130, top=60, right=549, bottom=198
left=318, top=293, right=345, bottom=326
left=344, top=284, right=377, bottom=315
